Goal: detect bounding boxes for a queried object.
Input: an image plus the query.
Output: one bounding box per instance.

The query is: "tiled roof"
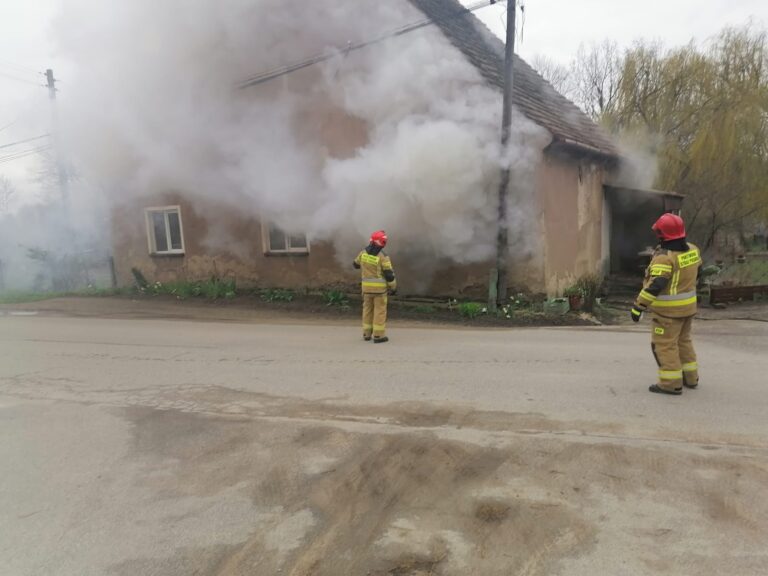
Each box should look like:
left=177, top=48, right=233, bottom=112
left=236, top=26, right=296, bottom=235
left=408, top=0, right=618, bottom=158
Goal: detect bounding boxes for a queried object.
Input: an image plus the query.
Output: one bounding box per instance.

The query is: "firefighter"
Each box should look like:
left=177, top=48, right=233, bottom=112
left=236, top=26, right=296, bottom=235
left=631, top=213, right=702, bottom=395
left=353, top=230, right=397, bottom=343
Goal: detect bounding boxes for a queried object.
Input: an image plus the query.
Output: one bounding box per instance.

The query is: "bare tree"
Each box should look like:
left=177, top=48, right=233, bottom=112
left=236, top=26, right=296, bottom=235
left=0, top=175, right=16, bottom=213
left=570, top=40, right=623, bottom=120
left=530, top=54, right=573, bottom=98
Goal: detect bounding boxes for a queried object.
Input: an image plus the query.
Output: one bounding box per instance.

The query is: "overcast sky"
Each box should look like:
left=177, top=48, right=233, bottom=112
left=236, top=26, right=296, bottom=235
left=471, top=0, right=767, bottom=63
left=1, top=0, right=767, bottom=204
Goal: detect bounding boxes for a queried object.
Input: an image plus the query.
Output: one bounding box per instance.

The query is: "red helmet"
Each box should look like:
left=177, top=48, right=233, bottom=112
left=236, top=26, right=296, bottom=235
left=652, top=213, right=686, bottom=241
left=370, top=230, right=388, bottom=248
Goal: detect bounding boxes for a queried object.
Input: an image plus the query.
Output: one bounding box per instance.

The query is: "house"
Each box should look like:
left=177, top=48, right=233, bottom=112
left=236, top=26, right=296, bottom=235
left=111, top=0, right=679, bottom=297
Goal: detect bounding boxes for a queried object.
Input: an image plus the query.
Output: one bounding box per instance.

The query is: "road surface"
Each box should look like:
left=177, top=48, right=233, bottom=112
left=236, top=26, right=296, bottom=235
left=1, top=310, right=767, bottom=575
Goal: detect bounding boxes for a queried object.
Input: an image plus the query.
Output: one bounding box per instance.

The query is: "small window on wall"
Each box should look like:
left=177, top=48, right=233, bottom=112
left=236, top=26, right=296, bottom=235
left=145, top=206, right=185, bottom=255
left=263, top=223, right=309, bottom=255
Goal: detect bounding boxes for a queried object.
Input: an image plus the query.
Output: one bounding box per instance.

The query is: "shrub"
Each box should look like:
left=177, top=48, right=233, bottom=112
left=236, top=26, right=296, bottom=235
left=575, top=274, right=603, bottom=312
left=563, top=284, right=582, bottom=297
left=457, top=302, right=485, bottom=319
left=139, top=277, right=236, bottom=300
left=322, top=289, right=349, bottom=307
left=508, top=292, right=537, bottom=310
left=200, top=277, right=236, bottom=299
left=261, top=288, right=295, bottom=302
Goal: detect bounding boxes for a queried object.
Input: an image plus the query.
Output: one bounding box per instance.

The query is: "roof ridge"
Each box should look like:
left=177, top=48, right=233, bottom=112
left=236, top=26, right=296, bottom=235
left=406, top=0, right=617, bottom=158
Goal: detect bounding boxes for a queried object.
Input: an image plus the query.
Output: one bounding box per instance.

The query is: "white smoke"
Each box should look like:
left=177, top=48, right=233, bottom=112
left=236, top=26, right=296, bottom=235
left=41, top=0, right=548, bottom=290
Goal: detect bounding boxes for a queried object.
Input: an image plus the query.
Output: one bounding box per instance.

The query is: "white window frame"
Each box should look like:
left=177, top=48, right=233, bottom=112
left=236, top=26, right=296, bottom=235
left=145, top=205, right=186, bottom=255
left=261, top=222, right=310, bottom=255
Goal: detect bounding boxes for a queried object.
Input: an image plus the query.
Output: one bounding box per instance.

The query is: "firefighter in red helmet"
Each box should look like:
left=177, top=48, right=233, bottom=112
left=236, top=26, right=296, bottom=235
left=631, top=213, right=702, bottom=395
left=353, top=230, right=397, bottom=343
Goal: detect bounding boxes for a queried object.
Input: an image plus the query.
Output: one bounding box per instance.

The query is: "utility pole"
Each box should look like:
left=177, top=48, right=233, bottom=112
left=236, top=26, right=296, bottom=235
left=45, top=69, right=56, bottom=100
left=45, top=68, right=68, bottom=204
left=488, top=0, right=517, bottom=312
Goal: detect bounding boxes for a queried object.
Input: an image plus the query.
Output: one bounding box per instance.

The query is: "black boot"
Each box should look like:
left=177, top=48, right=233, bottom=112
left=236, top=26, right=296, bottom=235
left=373, top=336, right=389, bottom=344
left=649, top=384, right=682, bottom=395
left=683, top=381, right=698, bottom=389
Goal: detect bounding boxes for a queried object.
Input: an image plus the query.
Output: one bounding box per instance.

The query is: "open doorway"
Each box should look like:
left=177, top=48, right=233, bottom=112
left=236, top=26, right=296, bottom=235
left=604, top=185, right=684, bottom=276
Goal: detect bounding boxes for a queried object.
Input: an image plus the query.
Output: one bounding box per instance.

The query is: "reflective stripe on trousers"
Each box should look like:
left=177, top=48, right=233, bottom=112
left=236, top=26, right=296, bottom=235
left=362, top=294, right=388, bottom=337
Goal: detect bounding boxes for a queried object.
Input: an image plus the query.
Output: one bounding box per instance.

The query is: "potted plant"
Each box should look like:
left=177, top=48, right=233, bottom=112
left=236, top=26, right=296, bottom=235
left=563, top=285, right=583, bottom=311
left=575, top=274, right=603, bottom=313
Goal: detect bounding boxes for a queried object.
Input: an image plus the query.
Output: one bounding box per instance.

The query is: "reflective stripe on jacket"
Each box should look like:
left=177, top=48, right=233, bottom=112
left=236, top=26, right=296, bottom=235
left=636, top=242, right=702, bottom=318
left=355, top=250, right=397, bottom=294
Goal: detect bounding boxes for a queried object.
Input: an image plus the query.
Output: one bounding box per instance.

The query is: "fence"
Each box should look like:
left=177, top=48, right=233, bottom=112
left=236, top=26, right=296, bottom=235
left=707, top=252, right=768, bottom=305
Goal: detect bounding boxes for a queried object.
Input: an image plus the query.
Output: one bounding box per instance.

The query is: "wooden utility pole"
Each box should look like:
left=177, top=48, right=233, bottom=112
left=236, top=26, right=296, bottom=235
left=488, top=0, right=517, bottom=312
left=45, top=68, right=68, bottom=204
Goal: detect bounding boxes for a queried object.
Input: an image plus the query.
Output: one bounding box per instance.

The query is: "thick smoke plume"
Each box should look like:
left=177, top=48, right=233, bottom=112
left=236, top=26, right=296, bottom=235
left=42, top=0, right=546, bottom=289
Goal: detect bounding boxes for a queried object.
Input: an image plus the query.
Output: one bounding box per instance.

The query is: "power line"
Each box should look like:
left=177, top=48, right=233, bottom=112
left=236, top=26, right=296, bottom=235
left=0, top=145, right=52, bottom=165
left=0, top=70, right=43, bottom=87
left=0, top=58, right=41, bottom=76
left=0, top=117, right=21, bottom=134
left=0, top=144, right=51, bottom=162
left=237, top=0, right=505, bottom=89
left=0, top=134, right=51, bottom=151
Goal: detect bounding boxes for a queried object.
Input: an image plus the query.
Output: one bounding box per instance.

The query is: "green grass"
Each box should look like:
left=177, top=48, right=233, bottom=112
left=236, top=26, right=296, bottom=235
left=140, top=278, right=237, bottom=300
left=714, top=259, right=768, bottom=286
left=322, top=289, right=349, bottom=307
left=0, top=291, right=68, bottom=304
left=259, top=288, right=295, bottom=302
left=0, top=286, right=131, bottom=304
left=457, top=302, right=485, bottom=319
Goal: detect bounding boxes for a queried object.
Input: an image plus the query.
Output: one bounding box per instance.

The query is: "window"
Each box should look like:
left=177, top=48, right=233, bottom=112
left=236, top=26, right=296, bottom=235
left=263, top=223, right=309, bottom=254
left=145, top=206, right=185, bottom=255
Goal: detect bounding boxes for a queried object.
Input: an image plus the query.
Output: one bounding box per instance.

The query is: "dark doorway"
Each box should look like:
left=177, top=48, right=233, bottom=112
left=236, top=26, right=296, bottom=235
left=605, top=186, right=683, bottom=276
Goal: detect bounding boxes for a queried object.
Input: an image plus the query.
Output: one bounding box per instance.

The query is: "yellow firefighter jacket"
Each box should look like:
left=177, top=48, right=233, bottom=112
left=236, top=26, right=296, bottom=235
left=354, top=250, right=397, bottom=295
left=635, top=242, right=702, bottom=318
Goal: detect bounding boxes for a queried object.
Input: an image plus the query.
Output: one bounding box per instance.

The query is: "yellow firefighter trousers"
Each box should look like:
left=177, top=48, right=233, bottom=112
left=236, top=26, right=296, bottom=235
left=651, top=314, right=699, bottom=391
left=362, top=294, right=388, bottom=338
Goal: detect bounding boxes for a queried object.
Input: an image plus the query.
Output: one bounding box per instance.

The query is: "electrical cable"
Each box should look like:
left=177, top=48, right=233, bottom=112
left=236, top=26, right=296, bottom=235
left=0, top=134, right=51, bottom=151
left=0, top=146, right=45, bottom=161
left=237, top=0, right=505, bottom=89
left=0, top=145, right=52, bottom=165
left=0, top=58, right=40, bottom=76
left=0, top=70, right=43, bottom=87
left=0, top=117, right=21, bottom=134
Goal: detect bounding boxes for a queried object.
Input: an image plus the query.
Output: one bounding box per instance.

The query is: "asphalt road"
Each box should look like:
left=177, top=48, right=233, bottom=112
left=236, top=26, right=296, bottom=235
left=1, top=311, right=767, bottom=575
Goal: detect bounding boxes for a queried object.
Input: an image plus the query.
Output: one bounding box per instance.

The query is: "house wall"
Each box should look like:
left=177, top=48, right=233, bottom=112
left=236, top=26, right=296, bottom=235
left=113, top=196, right=513, bottom=298
left=112, top=76, right=369, bottom=292
left=113, top=149, right=609, bottom=298
left=112, top=194, right=356, bottom=290
left=538, top=155, right=607, bottom=295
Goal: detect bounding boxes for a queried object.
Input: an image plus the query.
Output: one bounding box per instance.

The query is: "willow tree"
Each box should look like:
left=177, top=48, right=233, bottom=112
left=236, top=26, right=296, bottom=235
left=603, top=27, right=768, bottom=249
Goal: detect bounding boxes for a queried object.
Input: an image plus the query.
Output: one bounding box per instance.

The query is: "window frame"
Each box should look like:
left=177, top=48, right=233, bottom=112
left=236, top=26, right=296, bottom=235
left=145, top=205, right=186, bottom=256
left=261, top=222, right=310, bottom=256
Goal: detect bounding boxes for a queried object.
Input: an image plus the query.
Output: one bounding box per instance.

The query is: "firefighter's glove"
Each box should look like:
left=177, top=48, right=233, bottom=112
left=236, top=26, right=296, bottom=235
left=630, top=307, right=643, bottom=323
left=389, top=289, right=397, bottom=296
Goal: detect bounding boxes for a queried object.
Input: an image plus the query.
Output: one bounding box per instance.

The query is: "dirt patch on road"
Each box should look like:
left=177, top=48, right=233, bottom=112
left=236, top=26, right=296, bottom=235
left=124, top=407, right=596, bottom=576
left=114, top=401, right=768, bottom=576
